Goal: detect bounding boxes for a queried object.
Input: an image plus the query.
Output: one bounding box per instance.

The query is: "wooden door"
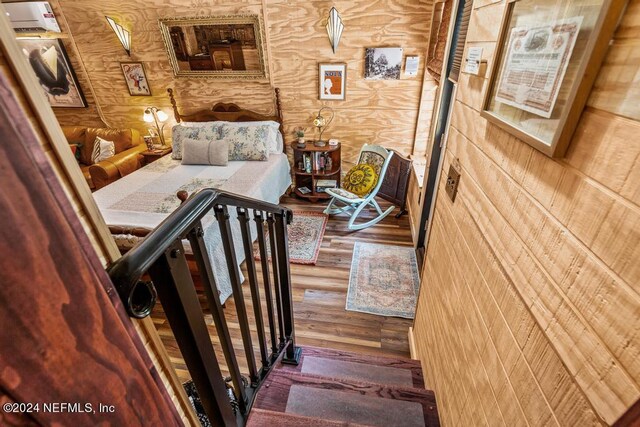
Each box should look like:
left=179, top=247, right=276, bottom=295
left=0, top=69, right=182, bottom=425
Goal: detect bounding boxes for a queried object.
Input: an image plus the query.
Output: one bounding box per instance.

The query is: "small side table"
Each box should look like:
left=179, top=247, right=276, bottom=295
left=291, top=141, right=341, bottom=202
left=142, top=147, right=172, bottom=165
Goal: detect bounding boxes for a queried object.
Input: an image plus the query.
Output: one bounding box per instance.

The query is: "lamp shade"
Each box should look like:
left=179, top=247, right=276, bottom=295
left=156, top=110, right=168, bottom=122
left=143, top=109, right=154, bottom=123
left=326, top=7, right=344, bottom=54
left=106, top=16, right=131, bottom=56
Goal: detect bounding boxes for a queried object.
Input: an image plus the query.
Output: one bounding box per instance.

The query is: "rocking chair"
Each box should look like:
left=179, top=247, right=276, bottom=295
left=323, top=144, right=395, bottom=230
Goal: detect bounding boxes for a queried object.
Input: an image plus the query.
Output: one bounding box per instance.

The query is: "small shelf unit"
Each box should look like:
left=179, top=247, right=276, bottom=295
left=291, top=141, right=341, bottom=202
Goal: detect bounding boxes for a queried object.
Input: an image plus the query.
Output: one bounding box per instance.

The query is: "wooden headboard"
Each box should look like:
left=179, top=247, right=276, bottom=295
left=167, top=87, right=285, bottom=153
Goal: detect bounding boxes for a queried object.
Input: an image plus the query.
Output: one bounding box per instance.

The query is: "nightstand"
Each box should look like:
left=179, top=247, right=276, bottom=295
left=141, top=147, right=172, bottom=165
left=291, top=141, right=341, bottom=202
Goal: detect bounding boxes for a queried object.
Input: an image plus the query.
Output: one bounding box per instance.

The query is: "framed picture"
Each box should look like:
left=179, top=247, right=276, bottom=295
left=481, top=0, right=626, bottom=157
left=120, top=62, right=151, bottom=96
left=17, top=38, right=87, bottom=108
left=318, top=63, right=346, bottom=101
left=365, top=47, right=403, bottom=80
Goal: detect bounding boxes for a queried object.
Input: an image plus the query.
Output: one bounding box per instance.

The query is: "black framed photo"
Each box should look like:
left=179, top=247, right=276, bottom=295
left=17, top=38, right=87, bottom=108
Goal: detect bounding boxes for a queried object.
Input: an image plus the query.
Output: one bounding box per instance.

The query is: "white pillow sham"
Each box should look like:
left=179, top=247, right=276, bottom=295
left=220, top=121, right=283, bottom=154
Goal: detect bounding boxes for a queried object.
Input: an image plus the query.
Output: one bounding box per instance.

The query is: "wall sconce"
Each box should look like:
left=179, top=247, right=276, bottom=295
left=143, top=107, right=168, bottom=147
left=326, top=7, right=344, bottom=54
left=106, top=16, right=131, bottom=56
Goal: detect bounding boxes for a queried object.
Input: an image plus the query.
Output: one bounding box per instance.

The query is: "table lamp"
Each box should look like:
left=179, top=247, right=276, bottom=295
left=313, top=106, right=334, bottom=147
left=143, top=107, right=168, bottom=147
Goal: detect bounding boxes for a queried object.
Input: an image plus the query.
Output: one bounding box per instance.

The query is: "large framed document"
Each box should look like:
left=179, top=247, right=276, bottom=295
left=480, top=0, right=625, bottom=157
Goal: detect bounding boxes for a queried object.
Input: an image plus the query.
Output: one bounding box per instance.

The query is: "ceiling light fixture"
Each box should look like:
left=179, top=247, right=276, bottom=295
left=106, top=16, right=131, bottom=56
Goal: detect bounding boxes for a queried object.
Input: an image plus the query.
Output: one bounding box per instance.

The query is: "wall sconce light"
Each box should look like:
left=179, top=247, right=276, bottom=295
left=143, top=107, right=168, bottom=147
left=106, top=16, right=131, bottom=56
left=326, top=7, right=344, bottom=54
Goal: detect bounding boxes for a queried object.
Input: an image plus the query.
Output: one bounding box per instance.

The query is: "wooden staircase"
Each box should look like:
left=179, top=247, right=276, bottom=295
left=247, top=346, right=440, bottom=426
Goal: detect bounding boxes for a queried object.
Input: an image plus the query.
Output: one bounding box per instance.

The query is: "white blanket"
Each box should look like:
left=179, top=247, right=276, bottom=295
left=94, top=153, right=291, bottom=302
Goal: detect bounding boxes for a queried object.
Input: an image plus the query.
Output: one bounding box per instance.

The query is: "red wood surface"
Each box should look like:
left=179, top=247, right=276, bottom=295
left=0, top=71, right=182, bottom=425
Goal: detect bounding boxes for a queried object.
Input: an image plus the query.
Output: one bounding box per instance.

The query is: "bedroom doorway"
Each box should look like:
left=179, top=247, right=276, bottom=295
left=416, top=0, right=471, bottom=253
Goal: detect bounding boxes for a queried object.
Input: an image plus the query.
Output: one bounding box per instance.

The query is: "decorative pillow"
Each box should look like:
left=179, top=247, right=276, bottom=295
left=222, top=121, right=282, bottom=154
left=181, top=139, right=229, bottom=166
left=91, top=136, right=115, bottom=164
left=171, top=123, right=224, bottom=160
left=69, top=143, right=82, bottom=162
left=343, top=164, right=378, bottom=197
left=219, top=124, right=270, bottom=161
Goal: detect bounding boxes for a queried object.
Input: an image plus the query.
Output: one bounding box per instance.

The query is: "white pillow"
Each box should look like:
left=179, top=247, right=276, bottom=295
left=91, top=136, right=115, bottom=163
left=181, top=121, right=223, bottom=128
left=221, top=121, right=282, bottom=154
left=171, top=123, right=224, bottom=160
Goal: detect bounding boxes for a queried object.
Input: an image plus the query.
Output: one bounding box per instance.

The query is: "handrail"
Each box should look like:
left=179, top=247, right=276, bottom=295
left=107, top=187, right=300, bottom=426
left=108, top=188, right=292, bottom=318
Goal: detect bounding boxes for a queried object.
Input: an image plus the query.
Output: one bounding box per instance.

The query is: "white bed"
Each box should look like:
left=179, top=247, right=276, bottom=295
left=94, top=88, right=291, bottom=303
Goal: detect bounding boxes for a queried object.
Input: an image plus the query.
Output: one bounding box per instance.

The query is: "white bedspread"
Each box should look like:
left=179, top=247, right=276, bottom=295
left=94, top=153, right=291, bottom=302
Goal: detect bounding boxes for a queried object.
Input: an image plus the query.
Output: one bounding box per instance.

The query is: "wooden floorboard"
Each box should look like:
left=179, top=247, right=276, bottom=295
left=151, top=195, right=415, bottom=384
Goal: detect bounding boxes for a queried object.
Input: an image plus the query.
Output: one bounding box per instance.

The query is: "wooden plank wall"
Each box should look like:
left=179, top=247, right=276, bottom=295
left=413, top=1, right=640, bottom=426
left=49, top=0, right=436, bottom=168
left=0, top=33, right=195, bottom=427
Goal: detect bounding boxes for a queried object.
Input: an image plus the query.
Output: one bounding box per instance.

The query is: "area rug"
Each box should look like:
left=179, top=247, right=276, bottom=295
left=255, top=211, right=328, bottom=265
left=183, top=380, right=212, bottom=427
left=346, top=242, right=421, bottom=319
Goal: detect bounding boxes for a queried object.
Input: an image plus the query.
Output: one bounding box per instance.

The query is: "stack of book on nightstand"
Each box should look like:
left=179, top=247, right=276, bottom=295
left=315, top=179, right=337, bottom=193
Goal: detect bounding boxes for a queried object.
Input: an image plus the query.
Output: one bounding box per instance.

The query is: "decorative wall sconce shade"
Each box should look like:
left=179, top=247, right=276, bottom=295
left=106, top=16, right=131, bottom=56
left=143, top=107, right=168, bottom=146
left=326, top=7, right=344, bottom=54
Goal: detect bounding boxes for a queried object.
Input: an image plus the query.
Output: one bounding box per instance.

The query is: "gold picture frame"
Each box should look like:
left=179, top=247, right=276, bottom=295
left=158, top=14, right=269, bottom=80
left=480, top=0, right=626, bottom=157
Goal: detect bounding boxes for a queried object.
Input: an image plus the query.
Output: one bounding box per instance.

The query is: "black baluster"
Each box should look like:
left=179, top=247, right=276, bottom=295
left=148, top=241, right=237, bottom=426
left=237, top=208, right=269, bottom=369
left=187, top=222, right=247, bottom=412
left=274, top=211, right=301, bottom=365
left=267, top=213, right=285, bottom=348
left=214, top=205, right=259, bottom=384
left=254, top=211, right=278, bottom=354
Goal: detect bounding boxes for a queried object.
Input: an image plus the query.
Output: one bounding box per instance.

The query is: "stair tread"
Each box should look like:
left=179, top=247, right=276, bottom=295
left=276, top=345, right=424, bottom=388
left=247, top=408, right=370, bottom=427
left=254, top=370, right=439, bottom=427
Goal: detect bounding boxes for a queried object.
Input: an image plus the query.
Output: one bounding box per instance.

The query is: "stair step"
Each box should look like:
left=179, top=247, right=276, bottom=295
left=247, top=408, right=368, bottom=426
left=275, top=345, right=424, bottom=388
left=254, top=370, right=439, bottom=427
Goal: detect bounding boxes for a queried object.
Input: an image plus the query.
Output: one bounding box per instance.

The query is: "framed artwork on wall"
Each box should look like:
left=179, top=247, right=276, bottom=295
left=319, top=63, right=346, bottom=101
left=121, top=62, right=152, bottom=96
left=17, top=38, right=87, bottom=108
left=481, top=0, right=626, bottom=157
left=365, top=47, right=403, bottom=80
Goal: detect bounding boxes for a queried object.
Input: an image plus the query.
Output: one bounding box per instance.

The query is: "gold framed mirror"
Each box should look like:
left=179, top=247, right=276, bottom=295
left=159, top=14, right=268, bottom=80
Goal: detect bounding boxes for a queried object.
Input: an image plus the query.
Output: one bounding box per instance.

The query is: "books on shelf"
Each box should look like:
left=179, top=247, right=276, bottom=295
left=300, top=152, right=334, bottom=173
left=315, top=179, right=337, bottom=193
left=297, top=186, right=311, bottom=194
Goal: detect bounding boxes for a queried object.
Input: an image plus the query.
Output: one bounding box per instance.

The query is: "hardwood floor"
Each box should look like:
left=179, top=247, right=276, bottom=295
left=151, top=195, right=415, bottom=383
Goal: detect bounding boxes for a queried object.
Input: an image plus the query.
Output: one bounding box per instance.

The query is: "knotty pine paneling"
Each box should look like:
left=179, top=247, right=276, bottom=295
left=53, top=0, right=436, bottom=167
left=413, top=1, right=640, bottom=426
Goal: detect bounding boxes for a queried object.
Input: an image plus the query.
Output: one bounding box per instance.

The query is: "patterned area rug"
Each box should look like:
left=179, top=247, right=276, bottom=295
left=183, top=380, right=212, bottom=427
left=346, top=242, right=421, bottom=319
left=255, top=211, right=328, bottom=265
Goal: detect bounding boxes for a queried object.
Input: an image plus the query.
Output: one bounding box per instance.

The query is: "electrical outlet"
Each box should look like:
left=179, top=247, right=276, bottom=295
left=445, top=164, right=461, bottom=202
